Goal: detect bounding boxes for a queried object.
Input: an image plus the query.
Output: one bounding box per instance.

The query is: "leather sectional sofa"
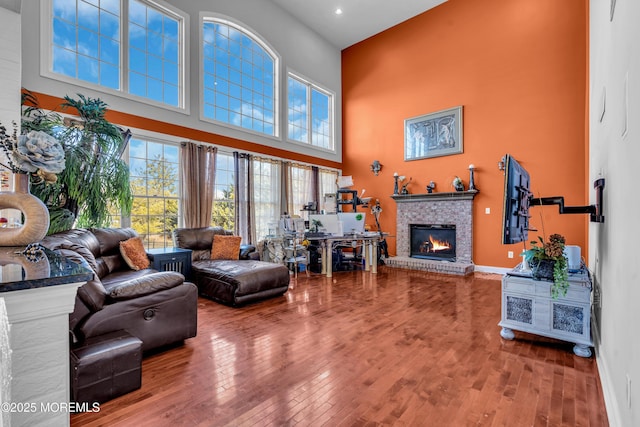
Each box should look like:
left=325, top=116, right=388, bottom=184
left=173, top=227, right=290, bottom=306
left=41, top=227, right=198, bottom=352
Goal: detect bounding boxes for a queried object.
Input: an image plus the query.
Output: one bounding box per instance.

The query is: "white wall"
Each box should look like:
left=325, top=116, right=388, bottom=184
left=590, top=1, right=640, bottom=426
left=0, top=5, right=22, bottom=224
left=19, top=0, right=343, bottom=163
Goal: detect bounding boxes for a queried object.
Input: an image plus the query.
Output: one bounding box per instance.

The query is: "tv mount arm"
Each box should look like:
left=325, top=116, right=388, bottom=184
left=529, top=178, right=605, bottom=223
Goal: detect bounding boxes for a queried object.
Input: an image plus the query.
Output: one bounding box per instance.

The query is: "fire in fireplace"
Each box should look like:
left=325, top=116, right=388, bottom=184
left=410, top=224, right=456, bottom=261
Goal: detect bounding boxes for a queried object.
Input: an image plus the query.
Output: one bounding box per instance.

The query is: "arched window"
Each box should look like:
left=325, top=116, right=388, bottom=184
left=201, top=16, right=278, bottom=137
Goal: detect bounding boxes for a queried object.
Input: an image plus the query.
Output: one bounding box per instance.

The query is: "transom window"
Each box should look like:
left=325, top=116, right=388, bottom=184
left=128, top=0, right=181, bottom=105
left=47, top=0, right=185, bottom=109
left=287, top=73, right=334, bottom=151
left=52, top=0, right=121, bottom=89
left=202, top=17, right=278, bottom=136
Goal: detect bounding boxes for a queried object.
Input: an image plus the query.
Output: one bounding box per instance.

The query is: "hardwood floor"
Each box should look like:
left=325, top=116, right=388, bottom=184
left=71, top=267, right=608, bottom=426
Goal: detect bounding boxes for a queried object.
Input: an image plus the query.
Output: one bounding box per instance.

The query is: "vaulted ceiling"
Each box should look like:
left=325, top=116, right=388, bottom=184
left=269, top=0, right=448, bottom=49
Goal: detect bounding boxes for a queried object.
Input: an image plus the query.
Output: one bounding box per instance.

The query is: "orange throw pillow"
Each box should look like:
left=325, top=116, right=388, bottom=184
left=120, top=237, right=150, bottom=270
left=211, top=235, right=242, bottom=260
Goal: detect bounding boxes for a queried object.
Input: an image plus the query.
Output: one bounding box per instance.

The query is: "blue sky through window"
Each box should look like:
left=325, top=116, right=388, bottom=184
left=52, top=0, right=121, bottom=89
left=202, top=19, right=276, bottom=136
left=288, top=74, right=333, bottom=150
left=51, top=0, right=182, bottom=107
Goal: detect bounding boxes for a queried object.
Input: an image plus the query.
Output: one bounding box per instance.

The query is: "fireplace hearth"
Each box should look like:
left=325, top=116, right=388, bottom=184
left=410, top=224, right=456, bottom=261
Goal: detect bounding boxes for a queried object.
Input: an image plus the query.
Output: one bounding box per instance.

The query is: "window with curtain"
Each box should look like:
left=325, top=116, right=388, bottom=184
left=202, top=16, right=278, bottom=136
left=127, top=138, right=180, bottom=248
left=46, top=0, right=186, bottom=108
left=287, top=163, right=314, bottom=220
left=318, top=168, right=338, bottom=212
left=252, top=157, right=281, bottom=241
left=212, top=151, right=235, bottom=230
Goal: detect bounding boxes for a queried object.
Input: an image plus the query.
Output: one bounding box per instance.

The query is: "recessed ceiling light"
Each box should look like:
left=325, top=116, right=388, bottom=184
left=335, top=8, right=343, bottom=15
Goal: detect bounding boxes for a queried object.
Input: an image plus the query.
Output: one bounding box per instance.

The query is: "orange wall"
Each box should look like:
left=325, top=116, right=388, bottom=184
left=342, top=0, right=588, bottom=268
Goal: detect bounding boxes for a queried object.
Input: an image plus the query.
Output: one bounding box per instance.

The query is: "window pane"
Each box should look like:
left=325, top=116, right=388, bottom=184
left=212, top=152, right=235, bottom=230
left=52, top=0, right=121, bottom=88
left=127, top=138, right=180, bottom=249
left=49, top=0, right=183, bottom=109
left=128, top=0, right=182, bottom=107
left=287, top=74, right=334, bottom=151
left=288, top=76, right=308, bottom=143
left=202, top=19, right=277, bottom=137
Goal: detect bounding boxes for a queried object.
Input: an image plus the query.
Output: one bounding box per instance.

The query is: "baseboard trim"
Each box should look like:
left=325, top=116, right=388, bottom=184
left=593, top=328, right=621, bottom=427
left=473, top=265, right=511, bottom=275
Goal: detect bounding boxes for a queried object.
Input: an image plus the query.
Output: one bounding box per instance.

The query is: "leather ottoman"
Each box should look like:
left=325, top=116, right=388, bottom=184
left=71, top=330, right=142, bottom=404
left=192, top=259, right=290, bottom=306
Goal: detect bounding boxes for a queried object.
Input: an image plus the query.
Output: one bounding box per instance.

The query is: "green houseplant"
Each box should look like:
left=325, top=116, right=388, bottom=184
left=21, top=91, right=133, bottom=234
left=522, top=233, right=569, bottom=298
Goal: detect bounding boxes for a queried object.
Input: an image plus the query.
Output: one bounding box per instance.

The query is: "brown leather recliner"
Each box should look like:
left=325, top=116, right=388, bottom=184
left=173, top=227, right=290, bottom=306
left=41, top=227, right=198, bottom=352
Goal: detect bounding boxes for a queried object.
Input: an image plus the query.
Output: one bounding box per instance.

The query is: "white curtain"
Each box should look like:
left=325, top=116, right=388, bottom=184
left=234, top=152, right=255, bottom=244
left=286, top=163, right=314, bottom=220
left=318, top=169, right=339, bottom=212
left=252, top=156, right=282, bottom=241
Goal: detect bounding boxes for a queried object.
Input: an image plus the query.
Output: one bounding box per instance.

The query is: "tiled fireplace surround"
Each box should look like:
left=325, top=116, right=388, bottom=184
left=386, top=191, right=478, bottom=275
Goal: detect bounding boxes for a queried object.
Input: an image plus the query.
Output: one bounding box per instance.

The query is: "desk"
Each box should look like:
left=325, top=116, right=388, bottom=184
left=313, top=234, right=381, bottom=278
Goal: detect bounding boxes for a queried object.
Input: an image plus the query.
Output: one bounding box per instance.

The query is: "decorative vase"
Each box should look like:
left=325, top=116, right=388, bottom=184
left=0, top=173, right=50, bottom=246
left=531, top=259, right=555, bottom=281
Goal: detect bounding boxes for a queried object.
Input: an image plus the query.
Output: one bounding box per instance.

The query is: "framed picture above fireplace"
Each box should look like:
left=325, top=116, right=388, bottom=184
left=404, top=106, right=463, bottom=161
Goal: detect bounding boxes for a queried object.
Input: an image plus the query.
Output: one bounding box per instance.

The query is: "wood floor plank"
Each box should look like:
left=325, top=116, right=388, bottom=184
left=71, top=268, right=608, bottom=426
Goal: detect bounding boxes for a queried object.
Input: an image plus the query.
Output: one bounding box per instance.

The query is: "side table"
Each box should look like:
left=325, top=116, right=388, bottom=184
left=147, top=247, right=192, bottom=278
left=499, top=265, right=593, bottom=357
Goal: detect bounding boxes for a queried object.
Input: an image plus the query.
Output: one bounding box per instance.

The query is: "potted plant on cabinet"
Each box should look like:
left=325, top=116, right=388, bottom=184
left=522, top=233, right=569, bottom=298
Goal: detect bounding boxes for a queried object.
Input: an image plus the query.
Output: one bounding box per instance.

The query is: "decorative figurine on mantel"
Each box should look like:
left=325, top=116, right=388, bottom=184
left=452, top=176, right=464, bottom=192
left=400, top=177, right=412, bottom=194
left=426, top=181, right=436, bottom=193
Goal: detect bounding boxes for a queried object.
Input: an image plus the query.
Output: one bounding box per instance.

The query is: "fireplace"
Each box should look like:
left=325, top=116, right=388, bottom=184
left=389, top=191, right=476, bottom=275
left=410, top=224, right=456, bottom=261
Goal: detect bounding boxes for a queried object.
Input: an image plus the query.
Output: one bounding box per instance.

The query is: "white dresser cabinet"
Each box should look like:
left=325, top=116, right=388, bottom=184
left=499, top=267, right=593, bottom=357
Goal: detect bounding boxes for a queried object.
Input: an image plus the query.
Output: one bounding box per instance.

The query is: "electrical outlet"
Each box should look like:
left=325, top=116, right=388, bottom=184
left=485, top=207, right=490, bottom=214
left=508, top=251, right=514, bottom=259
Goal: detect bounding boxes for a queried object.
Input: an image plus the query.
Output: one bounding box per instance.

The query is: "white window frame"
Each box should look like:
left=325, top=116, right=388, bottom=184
left=40, top=0, right=190, bottom=113
left=286, top=71, right=335, bottom=153
left=199, top=13, right=280, bottom=139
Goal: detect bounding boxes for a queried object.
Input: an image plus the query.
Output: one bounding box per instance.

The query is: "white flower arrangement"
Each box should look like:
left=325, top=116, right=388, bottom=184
left=0, top=122, right=65, bottom=184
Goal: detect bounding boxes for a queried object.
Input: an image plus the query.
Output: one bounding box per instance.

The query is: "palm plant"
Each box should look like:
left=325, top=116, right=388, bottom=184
left=21, top=91, right=133, bottom=233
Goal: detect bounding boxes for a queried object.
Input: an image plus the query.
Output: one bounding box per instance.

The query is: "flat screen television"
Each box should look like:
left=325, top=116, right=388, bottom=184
left=501, top=154, right=532, bottom=244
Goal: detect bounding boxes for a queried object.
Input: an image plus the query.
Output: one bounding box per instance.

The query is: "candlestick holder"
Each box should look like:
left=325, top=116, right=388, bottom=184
left=393, top=173, right=399, bottom=195
left=468, top=164, right=476, bottom=191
